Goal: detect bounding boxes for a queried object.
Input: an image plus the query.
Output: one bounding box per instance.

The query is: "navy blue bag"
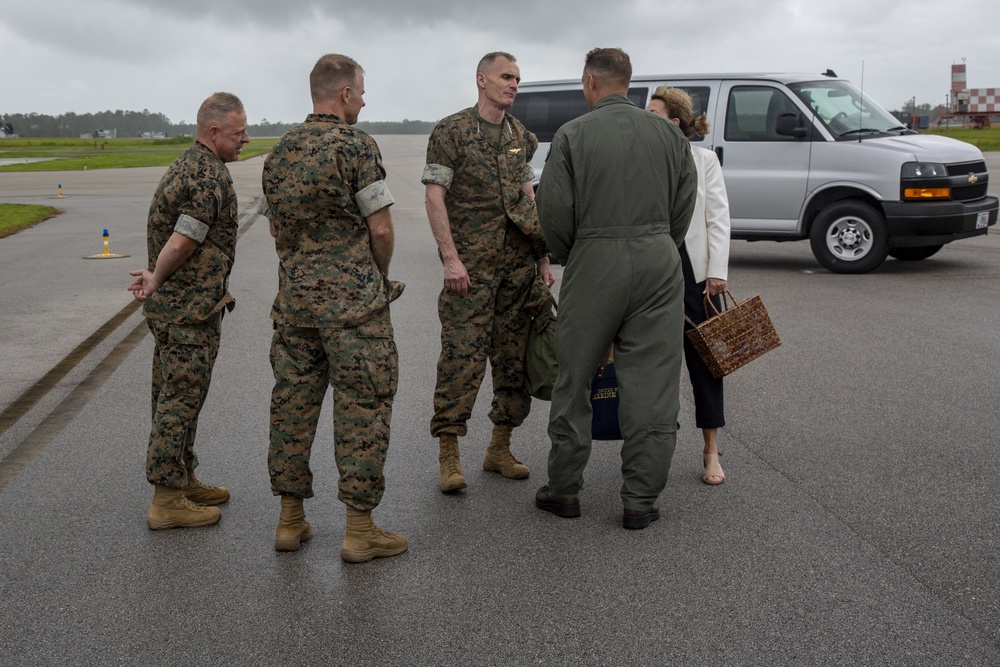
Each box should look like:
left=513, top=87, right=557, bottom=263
left=590, top=361, right=621, bottom=441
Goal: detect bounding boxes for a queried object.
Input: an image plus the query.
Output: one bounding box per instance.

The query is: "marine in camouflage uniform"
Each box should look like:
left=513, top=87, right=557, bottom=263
left=128, top=92, right=248, bottom=530
left=265, top=113, right=399, bottom=508
left=263, top=53, right=406, bottom=562
left=142, top=145, right=238, bottom=487
left=422, top=52, right=553, bottom=493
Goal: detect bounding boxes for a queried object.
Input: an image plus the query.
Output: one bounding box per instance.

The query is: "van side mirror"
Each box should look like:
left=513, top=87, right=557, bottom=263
left=775, top=112, right=808, bottom=138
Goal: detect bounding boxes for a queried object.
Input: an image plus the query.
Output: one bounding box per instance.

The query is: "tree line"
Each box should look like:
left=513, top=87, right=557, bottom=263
left=0, top=110, right=437, bottom=138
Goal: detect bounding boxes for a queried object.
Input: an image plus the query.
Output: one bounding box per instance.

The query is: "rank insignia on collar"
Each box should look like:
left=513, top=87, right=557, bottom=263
left=508, top=148, right=522, bottom=154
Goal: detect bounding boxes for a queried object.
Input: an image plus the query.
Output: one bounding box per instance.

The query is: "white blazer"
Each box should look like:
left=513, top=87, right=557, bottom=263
left=684, top=145, right=731, bottom=284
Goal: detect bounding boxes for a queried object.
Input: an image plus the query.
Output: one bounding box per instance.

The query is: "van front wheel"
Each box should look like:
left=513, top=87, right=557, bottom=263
left=809, top=201, right=888, bottom=274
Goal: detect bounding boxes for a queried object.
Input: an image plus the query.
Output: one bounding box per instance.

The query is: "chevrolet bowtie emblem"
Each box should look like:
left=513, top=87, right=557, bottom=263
left=509, top=148, right=522, bottom=154
left=968, top=173, right=978, bottom=185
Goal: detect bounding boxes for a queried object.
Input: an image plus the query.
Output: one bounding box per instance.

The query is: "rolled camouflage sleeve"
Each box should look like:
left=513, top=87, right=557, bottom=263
left=354, top=134, right=394, bottom=217
left=521, top=131, right=539, bottom=184
left=174, top=213, right=209, bottom=243
left=519, top=163, right=535, bottom=184
left=255, top=196, right=271, bottom=219
left=421, top=122, right=458, bottom=189
left=421, top=163, right=454, bottom=189
left=176, top=176, right=225, bottom=243
left=356, top=180, right=394, bottom=218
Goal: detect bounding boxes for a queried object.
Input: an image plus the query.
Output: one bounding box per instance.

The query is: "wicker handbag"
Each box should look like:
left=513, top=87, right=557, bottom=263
left=685, top=291, right=781, bottom=378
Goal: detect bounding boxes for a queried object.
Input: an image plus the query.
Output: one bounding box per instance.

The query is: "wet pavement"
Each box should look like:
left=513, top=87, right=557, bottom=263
left=0, top=139, right=998, bottom=666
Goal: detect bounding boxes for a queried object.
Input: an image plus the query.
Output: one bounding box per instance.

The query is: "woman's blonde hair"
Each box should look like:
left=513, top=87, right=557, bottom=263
left=650, top=86, right=710, bottom=139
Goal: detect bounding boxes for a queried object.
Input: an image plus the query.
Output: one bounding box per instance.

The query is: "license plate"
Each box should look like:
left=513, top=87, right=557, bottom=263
left=977, top=211, right=989, bottom=229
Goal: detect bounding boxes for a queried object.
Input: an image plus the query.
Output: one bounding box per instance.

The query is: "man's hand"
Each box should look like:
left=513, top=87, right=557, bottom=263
left=128, top=231, right=198, bottom=302
left=444, top=258, right=471, bottom=295
left=536, top=256, right=555, bottom=287
left=127, top=269, right=159, bottom=301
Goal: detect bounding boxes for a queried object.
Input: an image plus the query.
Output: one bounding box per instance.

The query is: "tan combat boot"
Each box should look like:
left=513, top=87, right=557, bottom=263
left=483, top=424, right=529, bottom=479
left=182, top=469, right=230, bottom=506
left=340, top=507, right=408, bottom=563
left=274, top=495, right=312, bottom=552
left=147, top=484, right=221, bottom=530
left=439, top=434, right=467, bottom=493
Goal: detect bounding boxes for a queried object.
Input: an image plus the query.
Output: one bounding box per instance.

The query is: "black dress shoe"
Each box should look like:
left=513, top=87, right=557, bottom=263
left=535, top=485, right=580, bottom=518
left=622, top=506, right=660, bottom=529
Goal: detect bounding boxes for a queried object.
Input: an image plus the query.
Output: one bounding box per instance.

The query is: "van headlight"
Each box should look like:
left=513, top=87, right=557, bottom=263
left=901, top=162, right=952, bottom=200
left=901, top=162, right=948, bottom=178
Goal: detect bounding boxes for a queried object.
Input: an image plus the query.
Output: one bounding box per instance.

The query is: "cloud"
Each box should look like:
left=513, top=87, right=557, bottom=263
left=2, top=0, right=999, bottom=125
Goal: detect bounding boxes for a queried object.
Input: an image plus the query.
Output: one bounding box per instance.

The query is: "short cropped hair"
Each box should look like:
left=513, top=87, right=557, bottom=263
left=310, top=53, right=364, bottom=105
left=196, top=92, right=245, bottom=131
left=651, top=86, right=710, bottom=139
left=477, top=51, right=517, bottom=75
left=584, top=47, right=632, bottom=87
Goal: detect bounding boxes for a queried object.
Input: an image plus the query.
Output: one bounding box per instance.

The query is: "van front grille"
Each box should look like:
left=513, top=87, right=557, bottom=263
left=946, top=161, right=986, bottom=176
left=952, top=183, right=989, bottom=201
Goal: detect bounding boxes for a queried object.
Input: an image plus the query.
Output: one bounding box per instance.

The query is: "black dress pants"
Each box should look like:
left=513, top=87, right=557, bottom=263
left=679, top=243, right=726, bottom=430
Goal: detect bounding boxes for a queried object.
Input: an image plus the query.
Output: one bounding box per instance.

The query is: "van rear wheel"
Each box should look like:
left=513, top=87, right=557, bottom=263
left=888, top=245, right=943, bottom=261
left=809, top=200, right=888, bottom=274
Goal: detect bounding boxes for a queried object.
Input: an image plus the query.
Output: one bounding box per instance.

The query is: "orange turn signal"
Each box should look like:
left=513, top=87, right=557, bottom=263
left=904, top=188, right=950, bottom=199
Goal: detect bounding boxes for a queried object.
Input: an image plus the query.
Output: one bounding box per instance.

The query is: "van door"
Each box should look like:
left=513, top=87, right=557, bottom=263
left=715, top=82, right=813, bottom=236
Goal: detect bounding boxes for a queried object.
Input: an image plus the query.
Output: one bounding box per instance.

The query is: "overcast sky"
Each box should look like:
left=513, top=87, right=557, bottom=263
left=2, top=1, right=998, bottom=125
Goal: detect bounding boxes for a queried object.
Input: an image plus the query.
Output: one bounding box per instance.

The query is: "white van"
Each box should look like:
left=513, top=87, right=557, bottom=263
left=509, top=71, right=998, bottom=273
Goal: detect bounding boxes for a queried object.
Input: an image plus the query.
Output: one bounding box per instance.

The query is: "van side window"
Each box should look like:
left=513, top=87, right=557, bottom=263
left=725, top=86, right=801, bottom=142
left=510, top=87, right=649, bottom=142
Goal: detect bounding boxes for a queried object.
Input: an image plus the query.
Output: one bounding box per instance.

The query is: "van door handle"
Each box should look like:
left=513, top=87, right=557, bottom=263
left=715, top=146, right=724, bottom=166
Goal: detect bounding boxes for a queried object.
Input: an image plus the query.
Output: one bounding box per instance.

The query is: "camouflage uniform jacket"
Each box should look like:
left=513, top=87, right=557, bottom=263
left=263, top=114, right=396, bottom=328
left=421, top=107, right=546, bottom=262
left=143, top=140, right=237, bottom=325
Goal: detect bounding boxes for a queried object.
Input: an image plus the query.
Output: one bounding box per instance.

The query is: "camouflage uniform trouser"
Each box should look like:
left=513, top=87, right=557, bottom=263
left=430, top=229, right=535, bottom=438
left=268, top=307, right=398, bottom=511
left=146, top=314, right=222, bottom=488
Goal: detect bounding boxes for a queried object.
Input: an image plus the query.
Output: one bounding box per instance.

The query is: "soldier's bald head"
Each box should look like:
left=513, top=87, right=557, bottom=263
left=476, top=51, right=517, bottom=76
left=196, top=92, right=244, bottom=133
left=310, top=54, right=364, bottom=105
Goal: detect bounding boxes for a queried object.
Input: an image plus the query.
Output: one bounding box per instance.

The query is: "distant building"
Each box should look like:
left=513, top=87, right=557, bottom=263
left=138, top=131, right=167, bottom=139
left=965, top=89, right=999, bottom=114
left=81, top=129, right=117, bottom=139
left=0, top=115, right=15, bottom=138
left=942, top=61, right=998, bottom=128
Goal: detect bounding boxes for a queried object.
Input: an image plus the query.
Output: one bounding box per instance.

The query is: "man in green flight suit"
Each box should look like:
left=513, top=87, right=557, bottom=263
left=534, top=48, right=697, bottom=529
left=422, top=51, right=555, bottom=494
left=128, top=92, right=249, bottom=530
left=263, top=53, right=407, bottom=563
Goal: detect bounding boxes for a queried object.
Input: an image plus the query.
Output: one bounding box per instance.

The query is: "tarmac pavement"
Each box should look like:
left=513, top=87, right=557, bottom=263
left=0, top=138, right=998, bottom=666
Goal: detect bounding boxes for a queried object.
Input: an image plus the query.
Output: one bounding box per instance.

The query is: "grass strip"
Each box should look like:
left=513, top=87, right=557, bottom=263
left=0, top=204, right=61, bottom=238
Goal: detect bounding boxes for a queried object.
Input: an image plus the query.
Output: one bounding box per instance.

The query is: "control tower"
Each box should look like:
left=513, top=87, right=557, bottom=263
left=938, top=60, right=996, bottom=128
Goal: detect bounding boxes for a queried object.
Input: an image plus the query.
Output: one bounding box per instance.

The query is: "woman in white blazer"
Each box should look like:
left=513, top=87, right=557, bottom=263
left=648, top=87, right=730, bottom=485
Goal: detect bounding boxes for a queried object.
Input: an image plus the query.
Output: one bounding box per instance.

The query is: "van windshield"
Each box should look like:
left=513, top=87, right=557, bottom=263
left=788, top=80, right=912, bottom=139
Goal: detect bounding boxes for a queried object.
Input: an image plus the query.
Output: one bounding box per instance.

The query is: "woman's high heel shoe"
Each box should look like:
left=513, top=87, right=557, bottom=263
left=703, top=451, right=725, bottom=485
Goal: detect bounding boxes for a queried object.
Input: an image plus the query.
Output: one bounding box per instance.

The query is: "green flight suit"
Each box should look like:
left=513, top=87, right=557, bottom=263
left=536, top=94, right=697, bottom=510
